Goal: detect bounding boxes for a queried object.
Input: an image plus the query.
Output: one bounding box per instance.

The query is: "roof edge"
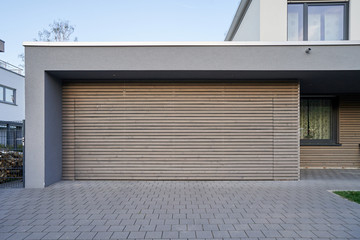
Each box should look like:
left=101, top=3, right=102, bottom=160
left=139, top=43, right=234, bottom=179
left=224, top=0, right=252, bottom=41
left=23, top=41, right=360, bottom=47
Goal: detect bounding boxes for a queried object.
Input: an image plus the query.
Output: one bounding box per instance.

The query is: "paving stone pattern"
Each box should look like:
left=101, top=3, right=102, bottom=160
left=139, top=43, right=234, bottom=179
left=0, top=170, right=360, bottom=240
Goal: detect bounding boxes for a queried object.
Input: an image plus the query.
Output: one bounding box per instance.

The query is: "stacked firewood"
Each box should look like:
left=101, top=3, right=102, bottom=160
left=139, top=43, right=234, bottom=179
left=0, top=151, right=23, bottom=184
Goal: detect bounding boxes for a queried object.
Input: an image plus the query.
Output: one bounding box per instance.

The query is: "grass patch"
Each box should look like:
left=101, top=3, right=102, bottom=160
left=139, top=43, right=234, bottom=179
left=333, top=191, right=360, bottom=204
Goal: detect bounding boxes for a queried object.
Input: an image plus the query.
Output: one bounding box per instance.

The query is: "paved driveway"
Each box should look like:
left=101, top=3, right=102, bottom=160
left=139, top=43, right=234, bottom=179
left=1, top=170, right=360, bottom=240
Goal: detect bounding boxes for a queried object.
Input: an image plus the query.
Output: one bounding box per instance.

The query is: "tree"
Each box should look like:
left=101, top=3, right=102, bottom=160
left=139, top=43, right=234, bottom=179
left=35, top=19, right=78, bottom=42
left=19, top=19, right=77, bottom=68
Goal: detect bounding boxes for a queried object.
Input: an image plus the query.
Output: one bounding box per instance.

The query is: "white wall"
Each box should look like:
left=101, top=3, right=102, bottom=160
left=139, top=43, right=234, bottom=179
left=233, top=0, right=260, bottom=41
left=232, top=0, right=287, bottom=41
left=259, top=0, right=287, bottom=41
left=0, top=68, right=25, bottom=121
left=350, top=0, right=360, bottom=40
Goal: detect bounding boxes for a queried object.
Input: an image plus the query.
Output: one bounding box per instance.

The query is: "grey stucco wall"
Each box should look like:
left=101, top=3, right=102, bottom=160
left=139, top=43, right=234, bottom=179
left=24, top=42, right=360, bottom=188
left=25, top=48, right=45, bottom=188
left=44, top=73, right=62, bottom=186
left=24, top=43, right=360, bottom=72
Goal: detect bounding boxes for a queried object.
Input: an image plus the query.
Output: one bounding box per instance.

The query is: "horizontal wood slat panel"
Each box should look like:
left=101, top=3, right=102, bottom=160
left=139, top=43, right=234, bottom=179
left=62, top=81, right=299, bottom=180
left=301, top=96, right=360, bottom=169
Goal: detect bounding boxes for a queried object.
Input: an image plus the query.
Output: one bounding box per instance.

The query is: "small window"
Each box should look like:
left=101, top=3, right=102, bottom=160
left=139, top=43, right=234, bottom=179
left=288, top=2, right=348, bottom=41
left=300, top=97, right=338, bottom=145
left=0, top=85, right=16, bottom=104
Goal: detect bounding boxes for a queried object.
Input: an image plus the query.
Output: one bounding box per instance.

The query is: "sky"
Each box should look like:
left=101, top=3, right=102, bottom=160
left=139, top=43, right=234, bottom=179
left=0, top=0, right=240, bottom=68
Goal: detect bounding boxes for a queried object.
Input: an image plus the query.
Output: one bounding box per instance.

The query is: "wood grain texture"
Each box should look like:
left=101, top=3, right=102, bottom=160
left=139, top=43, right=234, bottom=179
left=62, top=80, right=299, bottom=180
left=301, top=96, right=360, bottom=168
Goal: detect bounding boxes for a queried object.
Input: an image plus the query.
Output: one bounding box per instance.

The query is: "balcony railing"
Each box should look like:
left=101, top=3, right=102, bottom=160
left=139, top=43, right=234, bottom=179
left=0, top=60, right=23, bottom=76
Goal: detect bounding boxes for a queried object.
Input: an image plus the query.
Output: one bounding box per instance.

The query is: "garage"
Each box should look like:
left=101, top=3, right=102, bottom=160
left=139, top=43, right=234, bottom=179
left=62, top=80, right=299, bottom=180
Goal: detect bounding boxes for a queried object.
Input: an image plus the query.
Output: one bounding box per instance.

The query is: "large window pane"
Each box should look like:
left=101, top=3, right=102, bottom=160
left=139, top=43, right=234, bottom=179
left=288, top=4, right=303, bottom=41
left=308, top=5, right=344, bottom=41
left=5, top=88, right=15, bottom=104
left=300, top=99, right=332, bottom=140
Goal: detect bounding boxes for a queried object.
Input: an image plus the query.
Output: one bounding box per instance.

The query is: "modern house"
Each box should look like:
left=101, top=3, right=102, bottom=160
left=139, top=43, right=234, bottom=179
left=24, top=0, right=360, bottom=188
left=0, top=40, right=25, bottom=146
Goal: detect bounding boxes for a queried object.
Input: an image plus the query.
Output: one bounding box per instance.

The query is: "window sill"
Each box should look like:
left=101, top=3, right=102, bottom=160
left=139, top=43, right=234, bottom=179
left=301, top=143, right=342, bottom=146
left=0, top=101, right=17, bottom=106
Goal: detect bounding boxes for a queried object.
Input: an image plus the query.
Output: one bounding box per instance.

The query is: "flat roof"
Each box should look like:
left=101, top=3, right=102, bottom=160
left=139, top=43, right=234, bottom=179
left=23, top=41, right=360, bottom=47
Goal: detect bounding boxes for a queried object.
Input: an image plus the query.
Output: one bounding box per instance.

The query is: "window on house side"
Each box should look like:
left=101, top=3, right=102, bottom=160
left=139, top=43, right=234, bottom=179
left=300, top=98, right=338, bottom=145
left=0, top=85, right=16, bottom=104
left=288, top=3, right=348, bottom=41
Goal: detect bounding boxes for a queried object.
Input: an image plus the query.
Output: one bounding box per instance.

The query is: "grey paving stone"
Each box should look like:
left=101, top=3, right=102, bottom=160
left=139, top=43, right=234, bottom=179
left=109, top=232, right=129, bottom=239
left=93, top=232, right=113, bottom=239
left=11, top=226, right=32, bottom=232
left=229, top=230, right=247, bottom=238
left=245, top=230, right=266, bottom=238
left=179, top=231, right=196, bottom=238
left=24, top=232, right=47, bottom=240
left=128, top=231, right=146, bottom=239
left=6, top=232, right=30, bottom=240
left=203, top=224, right=219, bottom=231
left=0, top=226, right=17, bottom=232
left=58, top=232, right=81, bottom=240
left=296, top=230, right=317, bottom=238
left=196, top=231, right=213, bottom=238
left=140, top=225, right=156, bottom=231
left=279, top=230, right=300, bottom=238
left=91, top=225, right=110, bottom=232
left=59, top=226, right=79, bottom=232
left=348, top=229, right=360, bottom=238
left=330, top=230, right=353, bottom=238
left=187, top=224, right=202, bottom=231
left=218, top=224, right=235, bottom=231
left=312, top=230, right=335, bottom=238
left=261, top=230, right=282, bottom=238
left=171, top=224, right=187, bottom=231
left=42, top=232, right=64, bottom=240
left=76, top=225, right=94, bottom=232
left=76, top=232, right=96, bottom=240
left=155, top=224, right=171, bottom=231
left=162, top=231, right=178, bottom=238
left=44, top=226, right=63, bottom=232
left=145, top=231, right=162, bottom=239
left=212, top=230, right=230, bottom=238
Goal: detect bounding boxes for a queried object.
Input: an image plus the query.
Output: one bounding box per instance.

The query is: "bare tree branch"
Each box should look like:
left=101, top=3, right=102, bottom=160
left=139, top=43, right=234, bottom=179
left=35, top=19, right=77, bottom=42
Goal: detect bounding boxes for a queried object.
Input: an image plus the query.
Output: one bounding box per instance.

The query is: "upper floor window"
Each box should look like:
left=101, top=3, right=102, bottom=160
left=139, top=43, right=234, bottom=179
left=0, top=85, right=16, bottom=104
left=288, top=2, right=348, bottom=41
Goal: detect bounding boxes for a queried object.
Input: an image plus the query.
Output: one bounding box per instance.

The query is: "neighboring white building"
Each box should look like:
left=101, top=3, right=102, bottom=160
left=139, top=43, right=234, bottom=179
left=0, top=41, right=25, bottom=122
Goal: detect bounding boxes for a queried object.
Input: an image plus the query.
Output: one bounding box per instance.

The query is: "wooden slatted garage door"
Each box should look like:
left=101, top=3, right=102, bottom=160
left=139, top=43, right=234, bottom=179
left=62, top=80, right=299, bottom=180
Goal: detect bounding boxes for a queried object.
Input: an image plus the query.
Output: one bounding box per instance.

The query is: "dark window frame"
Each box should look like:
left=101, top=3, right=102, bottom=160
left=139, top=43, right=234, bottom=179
left=300, top=96, right=339, bottom=146
left=0, top=84, right=16, bottom=105
left=288, top=2, right=349, bottom=41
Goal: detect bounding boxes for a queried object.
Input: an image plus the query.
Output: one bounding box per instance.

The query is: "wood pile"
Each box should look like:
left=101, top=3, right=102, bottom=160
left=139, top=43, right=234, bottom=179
left=0, top=151, right=23, bottom=184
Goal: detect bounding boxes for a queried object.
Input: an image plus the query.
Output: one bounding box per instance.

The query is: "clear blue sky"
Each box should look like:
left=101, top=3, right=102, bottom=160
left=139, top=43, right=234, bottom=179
left=0, top=0, right=240, bottom=68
